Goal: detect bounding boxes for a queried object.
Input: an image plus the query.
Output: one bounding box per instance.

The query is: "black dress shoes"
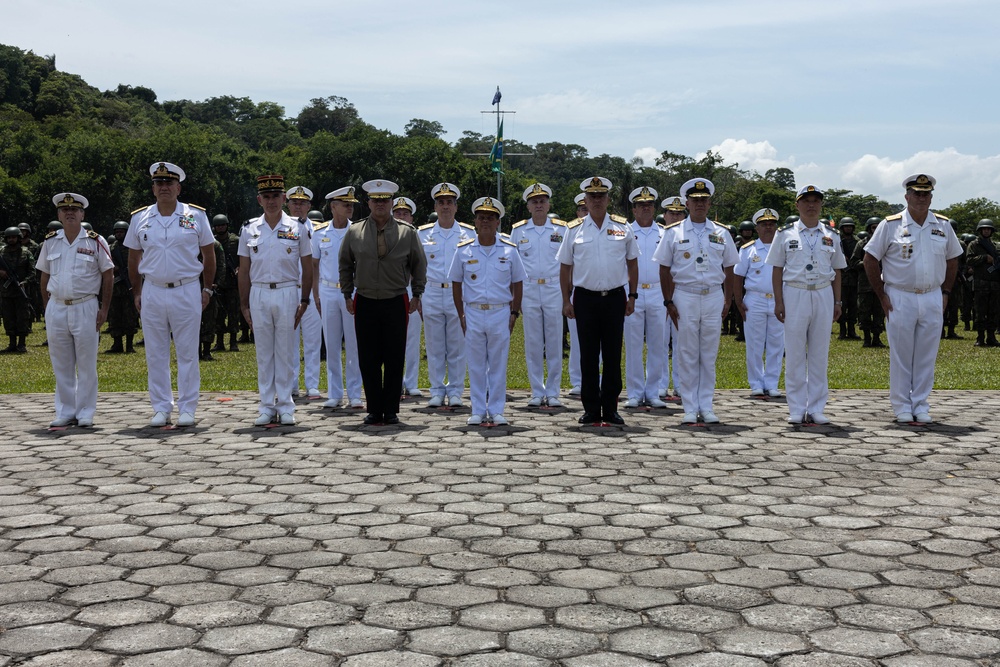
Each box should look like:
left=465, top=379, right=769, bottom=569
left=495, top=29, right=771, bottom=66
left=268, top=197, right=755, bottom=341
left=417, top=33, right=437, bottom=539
left=363, top=413, right=383, bottom=425
left=383, top=414, right=400, bottom=425
left=605, top=412, right=626, bottom=425
left=578, top=412, right=602, bottom=424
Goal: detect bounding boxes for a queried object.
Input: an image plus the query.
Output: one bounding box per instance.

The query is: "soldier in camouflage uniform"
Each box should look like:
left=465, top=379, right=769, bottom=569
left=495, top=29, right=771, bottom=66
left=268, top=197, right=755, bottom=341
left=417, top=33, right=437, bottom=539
left=837, top=217, right=860, bottom=339
left=106, top=221, right=139, bottom=353
left=0, top=227, right=35, bottom=352
left=960, top=233, right=976, bottom=331
left=942, top=220, right=965, bottom=339
left=199, top=238, right=226, bottom=360
left=18, top=223, right=43, bottom=322
left=966, top=218, right=1000, bottom=347
left=851, top=217, right=885, bottom=347
left=211, top=215, right=242, bottom=352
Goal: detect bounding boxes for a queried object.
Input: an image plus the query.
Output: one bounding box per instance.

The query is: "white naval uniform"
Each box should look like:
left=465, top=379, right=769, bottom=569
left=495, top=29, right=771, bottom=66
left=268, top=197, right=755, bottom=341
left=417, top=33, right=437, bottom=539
left=625, top=221, right=666, bottom=403
left=35, top=230, right=114, bottom=423
left=239, top=212, right=312, bottom=417
left=419, top=221, right=475, bottom=401
left=653, top=218, right=739, bottom=416
left=766, top=221, right=847, bottom=419
left=448, top=237, right=526, bottom=418
left=402, top=284, right=422, bottom=393
left=659, top=319, right=677, bottom=396
left=735, top=239, right=784, bottom=393
left=294, top=218, right=322, bottom=395
left=864, top=210, right=963, bottom=418
left=510, top=217, right=566, bottom=400
left=312, top=220, right=362, bottom=403
left=124, top=202, right=214, bottom=415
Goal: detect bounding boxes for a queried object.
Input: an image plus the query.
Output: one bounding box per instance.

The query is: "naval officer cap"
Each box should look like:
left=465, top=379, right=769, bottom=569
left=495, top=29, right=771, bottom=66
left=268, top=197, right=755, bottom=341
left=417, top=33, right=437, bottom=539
left=752, top=208, right=780, bottom=224
left=903, top=173, right=936, bottom=191
left=522, top=183, right=552, bottom=202
left=629, top=186, right=659, bottom=203
left=580, top=176, right=612, bottom=193
left=796, top=184, right=824, bottom=200
left=286, top=186, right=313, bottom=201
left=53, top=192, right=89, bottom=209
left=680, top=178, right=714, bottom=199
left=392, top=196, right=416, bottom=213
left=574, top=193, right=586, bottom=206
left=363, top=179, right=399, bottom=199
left=257, top=174, right=285, bottom=193
left=326, top=186, right=359, bottom=203
left=661, top=195, right=686, bottom=211
left=431, top=182, right=461, bottom=200
left=150, top=162, right=185, bottom=182
left=472, top=196, right=505, bottom=218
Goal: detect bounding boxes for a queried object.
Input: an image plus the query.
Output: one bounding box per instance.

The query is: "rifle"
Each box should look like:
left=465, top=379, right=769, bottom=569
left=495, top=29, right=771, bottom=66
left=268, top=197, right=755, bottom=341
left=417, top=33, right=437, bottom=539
left=978, top=236, right=1000, bottom=274
left=111, top=243, right=132, bottom=290
left=0, top=251, right=36, bottom=319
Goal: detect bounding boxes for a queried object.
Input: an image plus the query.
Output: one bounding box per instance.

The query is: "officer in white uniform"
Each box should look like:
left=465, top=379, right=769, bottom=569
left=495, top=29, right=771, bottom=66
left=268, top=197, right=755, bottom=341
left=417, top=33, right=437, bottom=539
left=624, top=186, right=668, bottom=409
left=450, top=197, right=525, bottom=425
left=314, top=186, right=363, bottom=409
left=653, top=178, right=738, bottom=424
left=285, top=186, right=323, bottom=399
left=420, top=183, right=475, bottom=407
left=510, top=183, right=565, bottom=408
left=566, top=192, right=588, bottom=395
left=864, top=174, right=963, bottom=424
left=238, top=175, right=314, bottom=426
left=394, top=196, right=424, bottom=397
left=767, top=186, right=847, bottom=425
left=36, top=193, right=114, bottom=428
left=734, top=208, right=784, bottom=398
left=658, top=196, right=686, bottom=399
left=125, top=162, right=216, bottom=427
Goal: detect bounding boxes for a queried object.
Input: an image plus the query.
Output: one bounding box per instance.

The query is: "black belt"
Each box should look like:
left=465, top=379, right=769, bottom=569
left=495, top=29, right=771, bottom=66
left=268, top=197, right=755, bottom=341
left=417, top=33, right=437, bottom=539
left=575, top=286, right=625, bottom=297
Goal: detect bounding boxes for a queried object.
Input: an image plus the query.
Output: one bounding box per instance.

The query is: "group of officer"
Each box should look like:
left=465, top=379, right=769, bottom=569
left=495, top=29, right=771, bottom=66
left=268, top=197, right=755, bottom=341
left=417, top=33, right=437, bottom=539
left=22, top=160, right=970, bottom=429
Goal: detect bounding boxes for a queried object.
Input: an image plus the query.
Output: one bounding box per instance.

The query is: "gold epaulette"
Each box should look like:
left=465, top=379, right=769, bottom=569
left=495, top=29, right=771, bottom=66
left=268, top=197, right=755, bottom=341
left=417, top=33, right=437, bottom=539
left=512, top=219, right=528, bottom=229
left=130, top=205, right=150, bottom=216
left=886, top=213, right=903, bottom=221
left=934, top=212, right=951, bottom=221
left=501, top=237, right=516, bottom=247
left=552, top=219, right=566, bottom=227
left=610, top=214, right=628, bottom=224
left=663, top=221, right=682, bottom=230
left=567, top=218, right=584, bottom=229
left=418, top=223, right=434, bottom=231
left=45, top=230, right=58, bottom=239
left=457, top=238, right=474, bottom=247
left=188, top=204, right=206, bottom=211
left=741, top=240, right=755, bottom=249
left=778, top=223, right=793, bottom=232
left=459, top=222, right=475, bottom=231
left=312, top=221, right=330, bottom=231
left=87, top=230, right=99, bottom=239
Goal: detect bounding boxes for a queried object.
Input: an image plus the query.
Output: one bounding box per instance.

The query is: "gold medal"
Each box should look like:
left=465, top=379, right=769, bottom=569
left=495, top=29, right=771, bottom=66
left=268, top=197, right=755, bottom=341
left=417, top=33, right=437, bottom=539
left=287, top=247, right=292, bottom=254
left=471, top=274, right=477, bottom=280
left=683, top=251, right=690, bottom=259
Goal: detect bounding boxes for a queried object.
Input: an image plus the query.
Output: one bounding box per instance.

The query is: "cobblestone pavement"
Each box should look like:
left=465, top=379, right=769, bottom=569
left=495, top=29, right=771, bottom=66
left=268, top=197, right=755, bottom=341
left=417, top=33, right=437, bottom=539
left=0, top=389, right=998, bottom=666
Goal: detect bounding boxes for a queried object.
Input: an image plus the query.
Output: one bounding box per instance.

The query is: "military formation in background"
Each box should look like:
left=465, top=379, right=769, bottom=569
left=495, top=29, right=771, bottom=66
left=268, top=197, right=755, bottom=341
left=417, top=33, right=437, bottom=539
left=7, top=162, right=991, bottom=430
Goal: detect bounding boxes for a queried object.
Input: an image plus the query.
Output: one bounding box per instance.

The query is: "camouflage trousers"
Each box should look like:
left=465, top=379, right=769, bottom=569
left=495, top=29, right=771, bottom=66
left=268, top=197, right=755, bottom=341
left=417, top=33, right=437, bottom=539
left=1, top=295, right=32, bottom=336
left=857, top=291, right=884, bottom=334
left=215, top=287, right=241, bottom=337
left=107, top=283, right=139, bottom=337
left=974, top=282, right=1000, bottom=331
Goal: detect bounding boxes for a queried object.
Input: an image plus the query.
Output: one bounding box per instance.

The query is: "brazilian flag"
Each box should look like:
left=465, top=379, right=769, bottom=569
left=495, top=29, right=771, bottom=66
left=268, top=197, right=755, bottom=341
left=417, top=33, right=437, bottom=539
left=490, top=119, right=504, bottom=174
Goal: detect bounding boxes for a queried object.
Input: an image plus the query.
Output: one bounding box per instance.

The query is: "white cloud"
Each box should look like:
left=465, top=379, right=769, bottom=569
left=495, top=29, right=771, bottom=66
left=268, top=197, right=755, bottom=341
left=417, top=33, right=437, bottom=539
left=633, top=147, right=661, bottom=167
left=840, top=149, right=1000, bottom=205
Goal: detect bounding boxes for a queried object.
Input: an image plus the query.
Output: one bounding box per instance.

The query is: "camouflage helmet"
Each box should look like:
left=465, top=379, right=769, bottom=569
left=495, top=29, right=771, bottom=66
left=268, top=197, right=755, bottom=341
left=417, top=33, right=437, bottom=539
left=977, top=218, right=995, bottom=231
left=211, top=214, right=230, bottom=227
left=865, top=216, right=881, bottom=230
left=81, top=222, right=93, bottom=232
left=427, top=212, right=438, bottom=223
left=738, top=220, right=755, bottom=233
left=784, top=215, right=800, bottom=225
left=856, top=231, right=870, bottom=241
left=113, top=220, right=130, bottom=232
left=655, top=214, right=664, bottom=224
left=307, top=210, right=324, bottom=223
left=47, top=220, right=63, bottom=232
left=949, top=219, right=959, bottom=231
left=4, top=226, right=21, bottom=239
left=839, top=217, right=856, bottom=228
left=962, top=233, right=976, bottom=244
left=17, top=222, right=31, bottom=232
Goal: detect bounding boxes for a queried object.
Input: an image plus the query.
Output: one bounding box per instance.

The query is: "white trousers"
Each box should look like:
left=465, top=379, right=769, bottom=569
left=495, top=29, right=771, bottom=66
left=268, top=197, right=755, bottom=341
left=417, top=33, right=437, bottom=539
left=568, top=316, right=581, bottom=387
left=251, top=285, right=298, bottom=416
left=782, top=284, right=833, bottom=418
left=141, top=281, right=201, bottom=414
left=46, top=298, right=99, bottom=421
left=673, top=288, right=723, bottom=414
left=625, top=286, right=666, bottom=402
left=320, top=285, right=362, bottom=402
left=522, top=281, right=563, bottom=399
left=293, top=302, right=322, bottom=393
left=403, top=287, right=422, bottom=391
left=660, top=320, right=677, bottom=393
left=885, top=286, right=943, bottom=417
left=465, top=305, right=511, bottom=417
left=744, top=291, right=784, bottom=392
left=424, top=284, right=466, bottom=399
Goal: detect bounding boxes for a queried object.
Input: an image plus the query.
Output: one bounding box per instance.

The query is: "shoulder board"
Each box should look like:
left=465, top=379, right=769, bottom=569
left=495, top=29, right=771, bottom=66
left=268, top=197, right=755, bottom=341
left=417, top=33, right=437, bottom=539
left=457, top=238, right=475, bottom=247
left=501, top=238, right=517, bottom=247
left=664, top=221, right=682, bottom=230
left=313, top=221, right=330, bottom=231
left=130, top=205, right=151, bottom=216
left=45, top=230, right=58, bottom=239
left=512, top=220, right=528, bottom=229
left=552, top=219, right=566, bottom=227
left=886, top=213, right=903, bottom=221
left=826, top=225, right=840, bottom=235
left=187, top=204, right=206, bottom=212
left=418, top=223, right=434, bottom=231
left=567, top=219, right=583, bottom=229
left=87, top=230, right=99, bottom=239
left=610, top=214, right=629, bottom=224
left=933, top=212, right=950, bottom=221
left=777, top=223, right=793, bottom=232
left=741, top=240, right=755, bottom=249
left=459, top=222, right=475, bottom=230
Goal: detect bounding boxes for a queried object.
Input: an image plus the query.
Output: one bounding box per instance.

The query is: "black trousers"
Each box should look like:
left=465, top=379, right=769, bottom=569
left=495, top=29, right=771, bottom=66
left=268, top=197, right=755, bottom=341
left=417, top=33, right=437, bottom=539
left=354, top=293, right=408, bottom=419
left=573, top=286, right=626, bottom=418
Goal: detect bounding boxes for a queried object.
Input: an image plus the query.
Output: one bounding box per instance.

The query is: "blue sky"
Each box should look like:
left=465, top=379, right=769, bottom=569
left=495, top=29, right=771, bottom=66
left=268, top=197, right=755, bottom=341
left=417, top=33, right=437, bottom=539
left=4, top=0, right=999, bottom=207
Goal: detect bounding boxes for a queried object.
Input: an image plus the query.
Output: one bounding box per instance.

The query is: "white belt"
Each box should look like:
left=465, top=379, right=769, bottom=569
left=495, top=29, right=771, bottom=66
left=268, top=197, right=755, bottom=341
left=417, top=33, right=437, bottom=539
left=251, top=281, right=298, bottom=289
left=785, top=281, right=830, bottom=291
left=147, top=277, right=195, bottom=289
left=639, top=282, right=660, bottom=289
left=530, top=278, right=557, bottom=285
left=674, top=284, right=721, bottom=295
left=887, top=284, right=938, bottom=295
left=320, top=279, right=341, bottom=289
left=429, top=282, right=451, bottom=288
left=747, top=289, right=774, bottom=299
left=467, top=303, right=510, bottom=310
left=54, top=294, right=97, bottom=306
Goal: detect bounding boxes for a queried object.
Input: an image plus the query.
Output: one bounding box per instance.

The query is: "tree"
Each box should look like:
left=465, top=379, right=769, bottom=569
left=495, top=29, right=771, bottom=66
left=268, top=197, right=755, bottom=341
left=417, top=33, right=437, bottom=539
left=404, top=119, right=445, bottom=139
left=295, top=96, right=359, bottom=138
left=765, top=167, right=796, bottom=191
left=940, top=197, right=1000, bottom=235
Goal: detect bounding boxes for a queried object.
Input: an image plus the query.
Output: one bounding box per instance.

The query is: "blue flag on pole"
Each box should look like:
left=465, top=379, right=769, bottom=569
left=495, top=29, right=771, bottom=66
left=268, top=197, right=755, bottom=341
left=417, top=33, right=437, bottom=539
left=492, top=86, right=501, bottom=106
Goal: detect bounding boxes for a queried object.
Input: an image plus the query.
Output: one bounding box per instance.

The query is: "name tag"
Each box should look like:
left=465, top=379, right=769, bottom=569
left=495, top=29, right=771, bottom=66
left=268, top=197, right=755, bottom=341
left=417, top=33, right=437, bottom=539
left=466, top=259, right=478, bottom=265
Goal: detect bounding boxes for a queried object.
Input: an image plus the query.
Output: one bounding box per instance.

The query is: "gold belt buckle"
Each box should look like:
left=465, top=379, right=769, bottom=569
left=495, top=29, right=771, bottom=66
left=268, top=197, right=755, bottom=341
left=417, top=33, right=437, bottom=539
left=765, top=293, right=773, bottom=299
left=641, top=283, right=651, bottom=289
left=63, top=299, right=73, bottom=305
left=537, top=278, right=546, bottom=284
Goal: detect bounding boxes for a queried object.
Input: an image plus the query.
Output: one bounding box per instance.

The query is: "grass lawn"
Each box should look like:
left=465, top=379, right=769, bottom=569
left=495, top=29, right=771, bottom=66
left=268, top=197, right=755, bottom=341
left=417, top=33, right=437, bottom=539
left=2, top=320, right=999, bottom=394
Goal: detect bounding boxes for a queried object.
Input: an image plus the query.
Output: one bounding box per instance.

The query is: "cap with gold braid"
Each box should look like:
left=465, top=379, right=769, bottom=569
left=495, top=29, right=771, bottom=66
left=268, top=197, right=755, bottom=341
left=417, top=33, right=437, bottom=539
left=902, top=173, right=936, bottom=192
left=471, top=196, right=505, bottom=218
left=149, top=162, right=185, bottom=182
left=795, top=184, right=824, bottom=201
left=680, top=178, right=714, bottom=199
left=52, top=192, right=89, bottom=209
left=574, top=193, right=586, bottom=206
left=522, top=183, right=552, bottom=202
left=326, top=186, right=359, bottom=203
left=629, top=186, right=659, bottom=203
left=661, top=195, right=685, bottom=211
left=580, top=176, right=612, bottom=193
left=286, top=186, right=313, bottom=201
left=752, top=208, right=779, bottom=224
left=392, top=196, right=416, bottom=213
left=257, top=174, right=285, bottom=193
left=363, top=179, right=399, bottom=200
left=431, top=182, right=461, bottom=200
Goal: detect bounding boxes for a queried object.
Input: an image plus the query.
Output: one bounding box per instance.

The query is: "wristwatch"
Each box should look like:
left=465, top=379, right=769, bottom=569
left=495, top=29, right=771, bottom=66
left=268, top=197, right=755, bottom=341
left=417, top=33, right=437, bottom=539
left=664, top=299, right=674, bottom=307
left=511, top=310, right=520, bottom=319
left=300, top=298, right=310, bottom=305
left=628, top=292, right=638, bottom=299
left=202, top=288, right=214, bottom=296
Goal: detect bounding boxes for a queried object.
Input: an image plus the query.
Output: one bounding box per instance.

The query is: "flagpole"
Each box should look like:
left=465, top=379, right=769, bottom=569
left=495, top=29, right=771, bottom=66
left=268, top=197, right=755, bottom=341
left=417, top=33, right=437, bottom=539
left=496, top=97, right=502, bottom=200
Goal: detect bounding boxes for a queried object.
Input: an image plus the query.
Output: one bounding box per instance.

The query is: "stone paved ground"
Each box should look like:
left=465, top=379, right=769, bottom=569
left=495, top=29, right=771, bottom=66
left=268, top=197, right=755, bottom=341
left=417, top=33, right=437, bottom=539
left=0, top=389, right=998, bottom=666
